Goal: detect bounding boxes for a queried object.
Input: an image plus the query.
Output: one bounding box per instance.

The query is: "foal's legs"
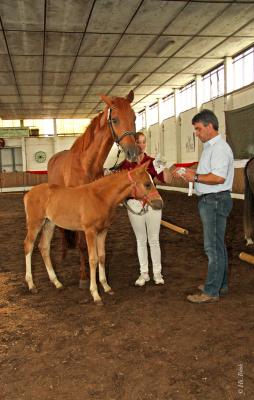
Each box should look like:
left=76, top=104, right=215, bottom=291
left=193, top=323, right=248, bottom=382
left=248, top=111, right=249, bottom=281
left=85, top=230, right=102, bottom=304
left=97, top=230, right=114, bottom=295
left=38, top=220, right=63, bottom=289
left=77, top=232, right=90, bottom=289
left=24, top=220, right=45, bottom=293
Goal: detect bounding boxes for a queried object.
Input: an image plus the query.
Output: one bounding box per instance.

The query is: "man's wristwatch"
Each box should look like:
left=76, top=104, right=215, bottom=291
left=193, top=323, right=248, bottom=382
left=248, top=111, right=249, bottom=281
left=194, top=174, right=199, bottom=182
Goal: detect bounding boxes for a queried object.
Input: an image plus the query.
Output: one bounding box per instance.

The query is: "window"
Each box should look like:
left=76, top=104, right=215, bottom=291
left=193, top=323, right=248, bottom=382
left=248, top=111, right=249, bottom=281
left=136, top=110, right=146, bottom=131
left=0, top=120, right=21, bottom=128
left=161, top=93, right=174, bottom=120
left=179, top=81, right=196, bottom=112
left=233, top=46, right=254, bottom=90
left=147, top=102, right=158, bottom=125
left=56, top=119, right=90, bottom=135
left=24, top=119, right=54, bottom=135
left=0, top=147, right=23, bottom=172
left=202, top=65, right=224, bottom=103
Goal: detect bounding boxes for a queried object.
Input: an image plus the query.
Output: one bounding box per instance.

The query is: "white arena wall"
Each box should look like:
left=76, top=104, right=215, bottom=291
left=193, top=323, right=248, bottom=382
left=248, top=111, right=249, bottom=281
left=0, top=83, right=253, bottom=193
left=145, top=82, right=254, bottom=165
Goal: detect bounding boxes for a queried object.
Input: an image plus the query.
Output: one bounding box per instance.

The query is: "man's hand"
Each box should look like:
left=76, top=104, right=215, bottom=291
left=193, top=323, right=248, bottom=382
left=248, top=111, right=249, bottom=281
left=172, top=167, right=196, bottom=182
left=182, top=168, right=196, bottom=182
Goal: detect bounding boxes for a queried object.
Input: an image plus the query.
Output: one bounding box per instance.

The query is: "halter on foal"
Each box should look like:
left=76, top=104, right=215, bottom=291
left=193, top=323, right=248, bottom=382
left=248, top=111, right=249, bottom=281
left=47, top=91, right=139, bottom=288
left=24, top=162, right=163, bottom=304
left=244, top=157, right=254, bottom=245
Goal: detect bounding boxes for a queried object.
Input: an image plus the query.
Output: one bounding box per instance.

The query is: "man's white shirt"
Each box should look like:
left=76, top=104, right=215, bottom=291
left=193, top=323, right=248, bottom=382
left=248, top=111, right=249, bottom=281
left=195, top=134, right=234, bottom=196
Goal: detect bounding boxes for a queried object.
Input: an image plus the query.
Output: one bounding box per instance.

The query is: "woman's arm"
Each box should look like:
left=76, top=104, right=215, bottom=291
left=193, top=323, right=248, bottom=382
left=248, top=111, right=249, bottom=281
left=162, top=167, right=174, bottom=184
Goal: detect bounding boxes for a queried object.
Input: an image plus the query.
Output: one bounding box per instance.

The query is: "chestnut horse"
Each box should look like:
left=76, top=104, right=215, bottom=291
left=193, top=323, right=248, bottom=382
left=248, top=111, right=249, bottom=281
left=244, top=157, right=254, bottom=245
left=24, top=162, right=163, bottom=304
left=47, top=91, right=139, bottom=287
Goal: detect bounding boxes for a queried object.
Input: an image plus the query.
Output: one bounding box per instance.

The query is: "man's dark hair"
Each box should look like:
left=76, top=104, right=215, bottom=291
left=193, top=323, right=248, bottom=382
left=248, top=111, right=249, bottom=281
left=192, top=109, right=219, bottom=131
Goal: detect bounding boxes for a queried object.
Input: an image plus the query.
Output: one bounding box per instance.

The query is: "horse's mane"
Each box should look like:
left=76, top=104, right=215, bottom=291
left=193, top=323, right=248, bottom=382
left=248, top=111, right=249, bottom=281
left=70, top=112, right=103, bottom=153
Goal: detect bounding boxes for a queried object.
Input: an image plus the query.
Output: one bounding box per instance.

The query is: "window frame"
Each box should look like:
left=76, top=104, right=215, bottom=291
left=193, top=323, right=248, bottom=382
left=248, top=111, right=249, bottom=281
left=179, top=81, right=196, bottom=113
left=233, top=46, right=254, bottom=91
left=147, top=102, right=159, bottom=126
left=161, top=93, right=175, bottom=120
left=202, top=64, right=224, bottom=103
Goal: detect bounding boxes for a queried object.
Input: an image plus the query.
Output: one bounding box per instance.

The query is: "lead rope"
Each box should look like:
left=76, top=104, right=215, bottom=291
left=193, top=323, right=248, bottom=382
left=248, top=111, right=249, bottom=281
left=109, top=145, right=123, bottom=171
left=123, top=200, right=149, bottom=216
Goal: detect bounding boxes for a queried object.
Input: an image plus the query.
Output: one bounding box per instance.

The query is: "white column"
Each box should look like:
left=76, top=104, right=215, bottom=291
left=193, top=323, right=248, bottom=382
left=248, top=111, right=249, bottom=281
left=145, top=105, right=151, bottom=154
left=53, top=118, right=57, bottom=136
left=158, top=98, right=164, bottom=156
left=195, top=75, right=203, bottom=111
left=174, top=89, right=182, bottom=163
left=53, top=118, right=58, bottom=154
left=21, top=137, right=27, bottom=172
left=224, top=57, right=234, bottom=110
left=194, top=75, right=203, bottom=158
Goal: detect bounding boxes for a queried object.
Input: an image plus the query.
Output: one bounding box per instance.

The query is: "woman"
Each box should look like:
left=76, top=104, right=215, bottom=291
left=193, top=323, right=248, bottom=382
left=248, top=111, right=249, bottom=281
left=120, top=132, right=171, bottom=286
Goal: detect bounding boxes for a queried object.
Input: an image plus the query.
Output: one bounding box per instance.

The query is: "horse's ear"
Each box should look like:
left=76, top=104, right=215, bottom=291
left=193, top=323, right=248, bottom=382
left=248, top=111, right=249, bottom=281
left=126, top=90, right=134, bottom=103
left=143, top=160, right=150, bottom=171
left=100, top=94, right=113, bottom=107
left=137, top=160, right=150, bottom=174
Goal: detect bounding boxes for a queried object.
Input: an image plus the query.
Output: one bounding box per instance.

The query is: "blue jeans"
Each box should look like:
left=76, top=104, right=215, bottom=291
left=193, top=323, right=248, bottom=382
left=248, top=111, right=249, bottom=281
left=198, top=192, right=233, bottom=297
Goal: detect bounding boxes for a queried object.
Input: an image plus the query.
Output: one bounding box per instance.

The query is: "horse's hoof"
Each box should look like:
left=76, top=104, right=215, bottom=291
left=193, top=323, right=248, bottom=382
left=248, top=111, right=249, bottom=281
left=107, top=289, right=114, bottom=296
left=57, top=285, right=65, bottom=290
left=79, top=280, right=90, bottom=290
left=30, top=287, right=38, bottom=294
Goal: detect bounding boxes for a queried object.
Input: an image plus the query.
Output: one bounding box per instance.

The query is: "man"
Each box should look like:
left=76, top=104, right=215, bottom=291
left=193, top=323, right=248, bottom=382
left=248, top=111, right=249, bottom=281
left=177, top=109, right=234, bottom=304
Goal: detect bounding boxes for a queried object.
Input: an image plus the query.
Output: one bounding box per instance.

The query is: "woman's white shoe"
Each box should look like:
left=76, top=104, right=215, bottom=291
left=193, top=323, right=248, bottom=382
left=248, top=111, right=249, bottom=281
left=135, top=273, right=150, bottom=286
left=153, top=274, right=164, bottom=285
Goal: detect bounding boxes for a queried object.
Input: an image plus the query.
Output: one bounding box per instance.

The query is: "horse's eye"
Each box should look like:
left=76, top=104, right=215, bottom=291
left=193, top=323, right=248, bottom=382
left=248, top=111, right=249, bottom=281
left=145, top=182, right=152, bottom=189
left=112, top=118, right=118, bottom=124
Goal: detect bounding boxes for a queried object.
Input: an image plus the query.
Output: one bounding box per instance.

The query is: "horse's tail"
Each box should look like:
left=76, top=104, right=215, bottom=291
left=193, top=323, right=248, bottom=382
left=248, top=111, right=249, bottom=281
left=61, top=229, right=77, bottom=259
left=243, top=157, right=254, bottom=244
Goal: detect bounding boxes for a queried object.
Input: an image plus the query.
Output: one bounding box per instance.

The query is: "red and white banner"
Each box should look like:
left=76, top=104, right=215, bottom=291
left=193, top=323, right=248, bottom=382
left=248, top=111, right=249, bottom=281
left=26, top=170, right=48, bottom=174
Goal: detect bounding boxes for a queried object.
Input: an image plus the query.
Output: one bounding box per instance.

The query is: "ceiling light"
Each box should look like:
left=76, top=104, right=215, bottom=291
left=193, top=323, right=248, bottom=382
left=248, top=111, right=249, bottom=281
left=157, top=40, right=175, bottom=56
left=127, top=74, right=139, bottom=85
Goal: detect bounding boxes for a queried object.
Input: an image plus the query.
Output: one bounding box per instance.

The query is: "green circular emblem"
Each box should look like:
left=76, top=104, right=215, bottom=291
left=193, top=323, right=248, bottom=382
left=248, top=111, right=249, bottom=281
left=35, top=151, right=47, bottom=163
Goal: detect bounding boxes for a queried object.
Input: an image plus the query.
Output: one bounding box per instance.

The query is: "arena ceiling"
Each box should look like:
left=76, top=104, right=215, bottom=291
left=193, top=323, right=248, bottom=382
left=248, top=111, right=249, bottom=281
left=0, top=0, right=254, bottom=120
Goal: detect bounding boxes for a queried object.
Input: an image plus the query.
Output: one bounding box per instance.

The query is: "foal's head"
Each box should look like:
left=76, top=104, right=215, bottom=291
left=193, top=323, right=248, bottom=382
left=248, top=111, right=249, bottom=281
left=100, top=91, right=139, bottom=162
left=128, top=161, right=163, bottom=210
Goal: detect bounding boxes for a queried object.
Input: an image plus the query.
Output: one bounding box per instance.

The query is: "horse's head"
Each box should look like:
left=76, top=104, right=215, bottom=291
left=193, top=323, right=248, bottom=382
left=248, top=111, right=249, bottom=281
left=100, top=91, right=139, bottom=162
left=128, top=161, right=163, bottom=210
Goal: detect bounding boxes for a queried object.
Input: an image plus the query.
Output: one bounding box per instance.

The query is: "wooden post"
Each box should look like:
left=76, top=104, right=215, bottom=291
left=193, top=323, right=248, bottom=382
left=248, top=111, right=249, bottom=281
left=161, top=220, right=189, bottom=235
left=239, top=252, right=254, bottom=265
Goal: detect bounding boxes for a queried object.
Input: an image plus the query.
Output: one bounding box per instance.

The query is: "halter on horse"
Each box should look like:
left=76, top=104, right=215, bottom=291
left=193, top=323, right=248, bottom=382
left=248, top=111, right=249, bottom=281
left=24, top=162, right=163, bottom=304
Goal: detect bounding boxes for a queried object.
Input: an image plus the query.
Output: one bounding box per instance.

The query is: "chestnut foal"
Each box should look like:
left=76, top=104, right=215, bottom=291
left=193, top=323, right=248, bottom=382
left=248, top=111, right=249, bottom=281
left=24, top=162, right=163, bottom=304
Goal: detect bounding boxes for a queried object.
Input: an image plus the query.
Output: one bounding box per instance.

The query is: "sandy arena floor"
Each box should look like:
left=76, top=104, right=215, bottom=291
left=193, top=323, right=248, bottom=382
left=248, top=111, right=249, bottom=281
left=0, top=190, right=253, bottom=400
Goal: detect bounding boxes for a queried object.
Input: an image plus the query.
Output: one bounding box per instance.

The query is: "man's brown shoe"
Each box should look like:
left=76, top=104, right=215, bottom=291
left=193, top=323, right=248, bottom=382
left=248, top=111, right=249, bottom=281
left=187, top=293, right=219, bottom=304
left=198, top=284, right=228, bottom=296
